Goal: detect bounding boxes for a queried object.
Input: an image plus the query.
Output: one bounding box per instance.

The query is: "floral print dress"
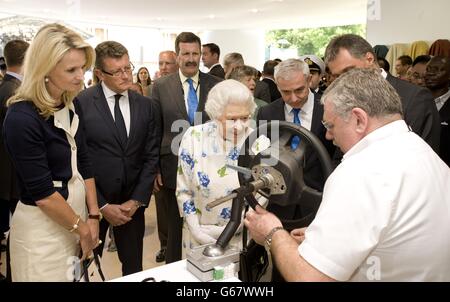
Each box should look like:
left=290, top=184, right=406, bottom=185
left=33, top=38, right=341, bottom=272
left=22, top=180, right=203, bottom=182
left=176, top=121, right=249, bottom=257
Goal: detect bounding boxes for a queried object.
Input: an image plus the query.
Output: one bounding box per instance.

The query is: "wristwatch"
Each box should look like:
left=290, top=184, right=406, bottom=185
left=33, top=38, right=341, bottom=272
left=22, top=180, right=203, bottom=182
left=88, top=212, right=103, bottom=220
left=264, top=226, right=284, bottom=250
left=134, top=200, right=146, bottom=208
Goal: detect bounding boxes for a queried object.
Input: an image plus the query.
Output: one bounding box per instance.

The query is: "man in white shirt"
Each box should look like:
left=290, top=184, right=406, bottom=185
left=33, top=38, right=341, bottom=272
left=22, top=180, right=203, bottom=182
left=245, top=68, right=450, bottom=281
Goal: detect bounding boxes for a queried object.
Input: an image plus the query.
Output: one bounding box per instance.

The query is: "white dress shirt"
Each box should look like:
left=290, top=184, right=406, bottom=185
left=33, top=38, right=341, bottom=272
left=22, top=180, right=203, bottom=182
left=101, top=82, right=131, bottom=136
left=283, top=90, right=315, bottom=131
left=179, top=70, right=200, bottom=113
left=434, top=89, right=450, bottom=112
left=299, top=120, right=450, bottom=281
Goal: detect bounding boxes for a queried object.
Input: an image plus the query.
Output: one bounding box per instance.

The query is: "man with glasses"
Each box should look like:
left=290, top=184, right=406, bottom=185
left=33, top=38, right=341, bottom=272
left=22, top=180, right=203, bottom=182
left=74, top=41, right=159, bottom=276
left=325, top=34, right=440, bottom=153
left=245, top=68, right=450, bottom=281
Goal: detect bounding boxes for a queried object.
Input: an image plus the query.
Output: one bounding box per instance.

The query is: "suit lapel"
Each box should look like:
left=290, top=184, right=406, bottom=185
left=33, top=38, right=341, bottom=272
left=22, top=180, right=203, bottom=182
left=128, top=90, right=138, bottom=148
left=274, top=100, right=286, bottom=121
left=198, top=72, right=209, bottom=112
left=310, top=94, right=324, bottom=135
left=172, top=73, right=189, bottom=120
left=440, top=97, right=450, bottom=122
left=93, top=85, right=125, bottom=150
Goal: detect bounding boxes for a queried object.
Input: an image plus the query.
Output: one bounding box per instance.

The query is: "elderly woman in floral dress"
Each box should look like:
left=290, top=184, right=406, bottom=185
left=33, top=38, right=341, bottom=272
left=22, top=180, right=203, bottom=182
left=176, top=79, right=256, bottom=256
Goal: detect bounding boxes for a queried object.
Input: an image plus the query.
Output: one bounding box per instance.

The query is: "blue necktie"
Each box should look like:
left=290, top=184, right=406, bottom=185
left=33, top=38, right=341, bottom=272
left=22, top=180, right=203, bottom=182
left=186, top=78, right=198, bottom=125
left=291, top=108, right=301, bottom=150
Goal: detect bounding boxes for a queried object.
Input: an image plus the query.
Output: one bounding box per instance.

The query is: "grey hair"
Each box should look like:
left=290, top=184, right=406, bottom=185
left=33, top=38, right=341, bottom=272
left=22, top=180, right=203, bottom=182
left=274, top=58, right=310, bottom=83
left=324, top=34, right=375, bottom=65
left=205, top=79, right=256, bottom=120
left=223, top=52, right=244, bottom=69
left=321, top=68, right=403, bottom=119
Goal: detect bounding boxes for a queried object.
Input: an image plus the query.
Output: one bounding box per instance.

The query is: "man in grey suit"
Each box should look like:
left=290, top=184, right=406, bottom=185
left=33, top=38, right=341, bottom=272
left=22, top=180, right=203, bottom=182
left=152, top=32, right=221, bottom=263
left=325, top=34, right=440, bottom=153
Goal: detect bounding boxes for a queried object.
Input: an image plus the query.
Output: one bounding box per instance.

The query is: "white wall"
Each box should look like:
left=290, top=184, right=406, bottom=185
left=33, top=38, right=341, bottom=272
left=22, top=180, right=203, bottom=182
left=202, top=30, right=266, bottom=71
left=367, top=0, right=450, bottom=46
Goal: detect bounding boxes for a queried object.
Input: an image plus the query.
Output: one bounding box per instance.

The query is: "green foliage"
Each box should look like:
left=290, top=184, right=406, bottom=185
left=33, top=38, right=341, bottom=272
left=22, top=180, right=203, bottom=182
left=266, top=24, right=366, bottom=58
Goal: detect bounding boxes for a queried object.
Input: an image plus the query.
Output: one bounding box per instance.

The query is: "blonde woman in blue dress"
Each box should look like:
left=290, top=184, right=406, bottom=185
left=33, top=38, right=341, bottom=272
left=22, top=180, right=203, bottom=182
left=176, top=79, right=257, bottom=256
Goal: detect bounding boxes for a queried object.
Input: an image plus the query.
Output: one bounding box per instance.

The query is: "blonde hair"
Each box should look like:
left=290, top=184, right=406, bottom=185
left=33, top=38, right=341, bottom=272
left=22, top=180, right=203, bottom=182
left=8, top=23, right=95, bottom=118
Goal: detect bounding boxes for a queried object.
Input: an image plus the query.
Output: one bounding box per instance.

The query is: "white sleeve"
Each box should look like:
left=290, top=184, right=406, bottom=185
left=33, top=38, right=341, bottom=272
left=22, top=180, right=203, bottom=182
left=176, top=127, right=196, bottom=217
left=298, top=165, right=394, bottom=281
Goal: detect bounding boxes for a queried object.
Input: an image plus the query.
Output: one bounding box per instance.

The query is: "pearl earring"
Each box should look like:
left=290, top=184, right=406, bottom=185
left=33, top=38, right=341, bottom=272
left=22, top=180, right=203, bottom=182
left=45, top=77, right=49, bottom=83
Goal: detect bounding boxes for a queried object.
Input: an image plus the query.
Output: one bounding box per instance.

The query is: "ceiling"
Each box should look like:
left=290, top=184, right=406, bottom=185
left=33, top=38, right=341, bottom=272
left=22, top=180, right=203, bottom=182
left=0, top=0, right=367, bottom=30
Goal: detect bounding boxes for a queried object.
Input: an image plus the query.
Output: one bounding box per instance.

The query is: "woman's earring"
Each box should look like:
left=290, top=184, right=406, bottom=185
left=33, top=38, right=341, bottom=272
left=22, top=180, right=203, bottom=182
left=44, top=77, right=49, bottom=83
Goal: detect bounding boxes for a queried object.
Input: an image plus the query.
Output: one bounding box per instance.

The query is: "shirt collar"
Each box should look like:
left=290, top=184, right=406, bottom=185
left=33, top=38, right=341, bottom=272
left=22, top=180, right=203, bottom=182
left=435, top=89, right=450, bottom=105
left=209, top=63, right=221, bottom=70
left=179, top=70, right=200, bottom=85
left=380, top=68, right=388, bottom=79
left=343, top=120, right=408, bottom=161
left=6, top=71, right=22, bottom=81
left=284, top=90, right=315, bottom=115
left=101, top=81, right=129, bottom=100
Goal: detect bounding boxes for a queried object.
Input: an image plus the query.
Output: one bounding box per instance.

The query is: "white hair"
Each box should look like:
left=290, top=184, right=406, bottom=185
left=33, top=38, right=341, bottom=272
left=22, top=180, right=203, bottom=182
left=205, top=79, right=256, bottom=120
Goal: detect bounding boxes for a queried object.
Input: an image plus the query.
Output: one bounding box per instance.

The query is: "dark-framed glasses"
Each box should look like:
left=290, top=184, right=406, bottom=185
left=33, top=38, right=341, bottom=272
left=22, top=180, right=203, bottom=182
left=101, top=62, right=135, bottom=77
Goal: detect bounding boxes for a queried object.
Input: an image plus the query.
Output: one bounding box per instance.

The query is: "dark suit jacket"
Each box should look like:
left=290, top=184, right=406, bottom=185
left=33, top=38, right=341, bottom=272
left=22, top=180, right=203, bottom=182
left=74, top=85, right=159, bottom=207
left=254, top=80, right=271, bottom=103
left=151, top=71, right=221, bottom=189
left=208, top=64, right=225, bottom=79
left=0, top=74, right=20, bottom=200
left=438, top=97, right=450, bottom=167
left=386, top=74, right=440, bottom=152
left=256, top=95, right=335, bottom=220
left=262, top=78, right=281, bottom=102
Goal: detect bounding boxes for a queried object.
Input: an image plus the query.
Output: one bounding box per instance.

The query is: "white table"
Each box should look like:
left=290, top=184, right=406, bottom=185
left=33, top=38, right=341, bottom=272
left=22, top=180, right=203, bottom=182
left=109, top=259, right=240, bottom=282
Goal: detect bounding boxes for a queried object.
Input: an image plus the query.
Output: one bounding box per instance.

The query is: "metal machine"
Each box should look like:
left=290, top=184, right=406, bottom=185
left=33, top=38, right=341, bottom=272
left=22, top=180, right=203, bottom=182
left=186, top=121, right=333, bottom=281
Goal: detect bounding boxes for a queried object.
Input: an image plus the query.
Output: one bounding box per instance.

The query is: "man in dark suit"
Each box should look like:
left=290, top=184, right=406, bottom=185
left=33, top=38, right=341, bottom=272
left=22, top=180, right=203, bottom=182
left=74, top=41, right=159, bottom=276
left=425, top=56, right=450, bottom=167
left=324, top=34, right=440, bottom=153
left=202, top=43, right=225, bottom=79
left=256, top=58, right=334, bottom=282
left=261, top=60, right=281, bottom=102
left=0, top=40, right=29, bottom=280
left=151, top=32, right=221, bottom=263
left=257, top=58, right=334, bottom=219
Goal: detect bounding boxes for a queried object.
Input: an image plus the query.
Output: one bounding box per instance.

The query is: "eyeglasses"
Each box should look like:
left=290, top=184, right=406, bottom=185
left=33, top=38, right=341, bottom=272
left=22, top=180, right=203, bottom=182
left=101, top=62, right=135, bottom=77
left=321, top=120, right=334, bottom=131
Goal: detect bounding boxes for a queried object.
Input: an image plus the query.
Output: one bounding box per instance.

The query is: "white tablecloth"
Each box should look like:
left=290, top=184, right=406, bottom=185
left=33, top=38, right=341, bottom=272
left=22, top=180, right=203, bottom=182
left=109, top=259, right=240, bottom=282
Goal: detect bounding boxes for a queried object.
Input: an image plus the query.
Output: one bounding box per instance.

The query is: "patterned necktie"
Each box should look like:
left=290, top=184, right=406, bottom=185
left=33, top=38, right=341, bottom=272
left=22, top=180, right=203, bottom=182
left=186, top=78, right=198, bottom=125
left=291, top=108, right=301, bottom=150
left=114, top=94, right=127, bottom=146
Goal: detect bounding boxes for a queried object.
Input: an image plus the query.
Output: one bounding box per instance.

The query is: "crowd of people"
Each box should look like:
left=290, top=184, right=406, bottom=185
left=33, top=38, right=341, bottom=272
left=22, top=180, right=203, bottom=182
left=0, top=23, right=449, bottom=282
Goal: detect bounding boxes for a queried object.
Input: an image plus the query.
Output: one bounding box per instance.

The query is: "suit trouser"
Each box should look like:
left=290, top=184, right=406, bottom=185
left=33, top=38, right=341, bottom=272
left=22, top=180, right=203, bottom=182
left=96, top=207, right=145, bottom=276
left=154, top=191, right=168, bottom=250
left=160, top=187, right=182, bottom=264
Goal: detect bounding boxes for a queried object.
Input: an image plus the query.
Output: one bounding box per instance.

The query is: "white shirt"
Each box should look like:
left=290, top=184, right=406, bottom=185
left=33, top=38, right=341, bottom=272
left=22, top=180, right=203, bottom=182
left=299, top=120, right=450, bottom=281
left=435, top=89, right=450, bottom=112
left=179, top=70, right=200, bottom=114
left=101, top=82, right=131, bottom=136
left=284, top=90, right=314, bottom=131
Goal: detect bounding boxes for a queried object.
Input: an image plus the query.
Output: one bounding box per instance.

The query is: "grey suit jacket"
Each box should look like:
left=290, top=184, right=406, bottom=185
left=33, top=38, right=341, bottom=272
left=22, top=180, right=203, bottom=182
left=151, top=71, right=221, bottom=189
left=0, top=74, right=21, bottom=200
